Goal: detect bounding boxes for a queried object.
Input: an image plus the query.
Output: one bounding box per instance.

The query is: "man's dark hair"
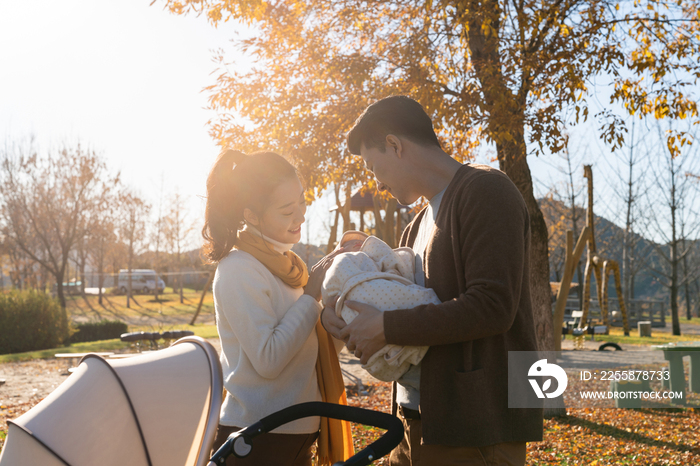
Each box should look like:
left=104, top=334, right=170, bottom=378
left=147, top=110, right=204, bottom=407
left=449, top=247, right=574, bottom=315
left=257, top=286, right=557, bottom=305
left=347, top=96, right=441, bottom=155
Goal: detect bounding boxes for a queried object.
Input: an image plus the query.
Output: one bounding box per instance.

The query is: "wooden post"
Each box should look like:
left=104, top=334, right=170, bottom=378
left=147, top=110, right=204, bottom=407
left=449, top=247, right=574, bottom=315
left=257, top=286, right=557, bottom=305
left=553, top=227, right=590, bottom=352
left=395, top=210, right=402, bottom=247
left=190, top=271, right=215, bottom=326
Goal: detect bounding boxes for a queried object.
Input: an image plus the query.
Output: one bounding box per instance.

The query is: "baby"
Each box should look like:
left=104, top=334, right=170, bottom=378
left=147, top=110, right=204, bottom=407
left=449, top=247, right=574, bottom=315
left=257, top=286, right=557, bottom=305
left=322, top=231, right=441, bottom=382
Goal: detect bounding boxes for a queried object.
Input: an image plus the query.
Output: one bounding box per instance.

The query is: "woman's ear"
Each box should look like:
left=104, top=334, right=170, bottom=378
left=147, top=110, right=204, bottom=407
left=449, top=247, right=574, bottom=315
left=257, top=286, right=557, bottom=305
left=243, top=208, right=259, bottom=226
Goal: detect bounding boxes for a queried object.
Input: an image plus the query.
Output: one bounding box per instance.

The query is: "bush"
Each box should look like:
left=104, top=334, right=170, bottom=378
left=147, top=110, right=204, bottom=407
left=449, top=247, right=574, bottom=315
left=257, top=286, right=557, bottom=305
left=0, top=290, right=71, bottom=355
left=67, top=320, right=128, bottom=344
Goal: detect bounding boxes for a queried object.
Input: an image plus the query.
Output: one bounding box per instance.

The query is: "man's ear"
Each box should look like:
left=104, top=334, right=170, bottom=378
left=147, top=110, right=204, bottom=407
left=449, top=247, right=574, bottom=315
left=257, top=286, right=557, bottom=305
left=385, top=134, right=403, bottom=158
left=243, top=208, right=259, bottom=226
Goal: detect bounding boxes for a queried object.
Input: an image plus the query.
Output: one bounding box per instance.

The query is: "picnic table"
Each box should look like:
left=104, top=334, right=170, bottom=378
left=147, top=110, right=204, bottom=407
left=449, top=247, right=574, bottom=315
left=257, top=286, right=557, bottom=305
left=652, top=341, right=700, bottom=403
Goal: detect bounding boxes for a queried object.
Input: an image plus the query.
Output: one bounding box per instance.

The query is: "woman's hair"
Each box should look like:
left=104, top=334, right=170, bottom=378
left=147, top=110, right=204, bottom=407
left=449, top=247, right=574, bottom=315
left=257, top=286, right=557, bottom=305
left=202, top=149, right=300, bottom=262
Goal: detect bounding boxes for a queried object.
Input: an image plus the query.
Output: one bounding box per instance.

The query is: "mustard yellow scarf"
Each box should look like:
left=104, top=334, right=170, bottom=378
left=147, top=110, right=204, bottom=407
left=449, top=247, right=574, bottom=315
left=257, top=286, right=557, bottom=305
left=235, top=229, right=354, bottom=465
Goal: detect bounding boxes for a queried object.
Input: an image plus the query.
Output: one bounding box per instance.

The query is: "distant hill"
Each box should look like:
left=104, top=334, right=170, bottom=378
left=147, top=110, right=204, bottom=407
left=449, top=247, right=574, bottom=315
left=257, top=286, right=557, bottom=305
left=538, top=197, right=667, bottom=300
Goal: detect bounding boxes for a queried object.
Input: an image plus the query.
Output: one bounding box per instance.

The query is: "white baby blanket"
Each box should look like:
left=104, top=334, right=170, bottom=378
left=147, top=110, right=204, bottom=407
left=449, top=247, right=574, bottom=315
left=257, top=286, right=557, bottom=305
left=322, top=235, right=440, bottom=382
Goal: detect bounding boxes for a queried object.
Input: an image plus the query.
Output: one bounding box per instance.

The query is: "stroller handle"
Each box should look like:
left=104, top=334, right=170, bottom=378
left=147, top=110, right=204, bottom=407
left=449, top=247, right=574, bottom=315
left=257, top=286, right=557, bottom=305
left=209, top=401, right=404, bottom=466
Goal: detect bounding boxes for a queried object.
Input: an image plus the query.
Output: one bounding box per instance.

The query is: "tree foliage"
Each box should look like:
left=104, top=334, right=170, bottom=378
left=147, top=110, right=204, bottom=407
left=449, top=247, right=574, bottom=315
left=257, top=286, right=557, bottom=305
left=0, top=143, right=117, bottom=309
left=161, top=0, right=700, bottom=353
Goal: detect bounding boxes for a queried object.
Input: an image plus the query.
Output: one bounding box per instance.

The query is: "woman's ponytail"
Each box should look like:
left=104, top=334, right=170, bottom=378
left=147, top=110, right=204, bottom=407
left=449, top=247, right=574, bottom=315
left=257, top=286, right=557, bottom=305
left=202, top=148, right=299, bottom=262
left=202, top=149, right=249, bottom=262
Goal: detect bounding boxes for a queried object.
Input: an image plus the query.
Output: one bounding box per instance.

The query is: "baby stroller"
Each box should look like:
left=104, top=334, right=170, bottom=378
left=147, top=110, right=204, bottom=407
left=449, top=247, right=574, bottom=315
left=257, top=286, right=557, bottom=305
left=0, top=336, right=402, bottom=466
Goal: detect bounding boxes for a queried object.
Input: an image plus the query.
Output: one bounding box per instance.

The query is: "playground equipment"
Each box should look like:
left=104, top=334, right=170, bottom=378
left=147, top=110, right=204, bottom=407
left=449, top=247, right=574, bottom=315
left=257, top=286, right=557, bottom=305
left=553, top=165, right=630, bottom=351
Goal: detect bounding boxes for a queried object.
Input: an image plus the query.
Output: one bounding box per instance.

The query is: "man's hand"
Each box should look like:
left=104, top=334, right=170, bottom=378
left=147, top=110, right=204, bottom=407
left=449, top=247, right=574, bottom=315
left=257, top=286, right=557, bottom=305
left=321, top=295, right=347, bottom=340
left=340, top=301, right=387, bottom=364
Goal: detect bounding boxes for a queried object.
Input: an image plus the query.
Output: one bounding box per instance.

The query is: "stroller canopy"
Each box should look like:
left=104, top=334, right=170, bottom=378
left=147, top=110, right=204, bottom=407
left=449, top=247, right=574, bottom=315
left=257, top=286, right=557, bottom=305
left=0, top=336, right=222, bottom=466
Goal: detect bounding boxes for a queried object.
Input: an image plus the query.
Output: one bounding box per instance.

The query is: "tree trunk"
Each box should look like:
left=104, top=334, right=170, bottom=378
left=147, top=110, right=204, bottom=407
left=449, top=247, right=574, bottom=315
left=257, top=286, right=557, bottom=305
left=669, top=167, right=680, bottom=335
left=630, top=272, right=636, bottom=299
left=682, top=238, right=691, bottom=320
left=372, top=195, right=398, bottom=247
left=463, top=0, right=552, bottom=351
left=178, top=249, right=184, bottom=304
left=462, top=0, right=560, bottom=415
left=670, top=243, right=680, bottom=335
left=327, top=184, right=342, bottom=254
left=566, top=157, right=584, bottom=309
left=56, top=263, right=67, bottom=310
left=327, top=210, right=340, bottom=254
left=497, top=135, right=554, bottom=353
left=80, top=257, right=86, bottom=297
left=498, top=132, right=564, bottom=418
left=98, top=266, right=104, bottom=306
left=384, top=199, right=397, bottom=247
left=127, top=245, right=133, bottom=309
left=340, top=183, right=352, bottom=233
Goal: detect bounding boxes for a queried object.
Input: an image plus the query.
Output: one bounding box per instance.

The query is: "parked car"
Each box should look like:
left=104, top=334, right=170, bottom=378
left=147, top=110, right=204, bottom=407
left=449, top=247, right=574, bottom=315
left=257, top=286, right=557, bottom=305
left=51, top=281, right=82, bottom=296
left=118, top=269, right=165, bottom=294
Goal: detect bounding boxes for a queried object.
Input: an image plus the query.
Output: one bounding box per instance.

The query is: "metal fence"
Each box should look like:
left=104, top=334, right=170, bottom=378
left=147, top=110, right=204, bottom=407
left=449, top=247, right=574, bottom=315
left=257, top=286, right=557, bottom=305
left=563, top=298, right=666, bottom=327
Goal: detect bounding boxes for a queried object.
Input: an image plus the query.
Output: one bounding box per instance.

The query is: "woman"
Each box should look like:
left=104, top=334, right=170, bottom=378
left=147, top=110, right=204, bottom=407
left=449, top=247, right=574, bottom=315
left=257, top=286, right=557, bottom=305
left=203, top=149, right=353, bottom=466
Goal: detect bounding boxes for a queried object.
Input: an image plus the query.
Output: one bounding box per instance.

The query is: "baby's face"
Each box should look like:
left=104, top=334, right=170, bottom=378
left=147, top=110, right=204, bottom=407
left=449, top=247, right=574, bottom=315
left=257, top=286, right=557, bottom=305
left=341, top=239, right=364, bottom=252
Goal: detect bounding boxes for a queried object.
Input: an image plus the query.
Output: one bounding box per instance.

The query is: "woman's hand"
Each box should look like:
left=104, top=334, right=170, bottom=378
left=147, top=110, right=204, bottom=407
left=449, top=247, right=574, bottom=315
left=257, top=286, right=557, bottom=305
left=303, top=248, right=344, bottom=301
left=321, top=295, right=347, bottom=340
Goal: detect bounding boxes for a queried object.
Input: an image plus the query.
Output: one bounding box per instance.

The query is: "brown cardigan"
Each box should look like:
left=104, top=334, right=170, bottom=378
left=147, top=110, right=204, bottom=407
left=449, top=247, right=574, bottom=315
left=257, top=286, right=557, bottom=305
left=384, top=163, right=543, bottom=447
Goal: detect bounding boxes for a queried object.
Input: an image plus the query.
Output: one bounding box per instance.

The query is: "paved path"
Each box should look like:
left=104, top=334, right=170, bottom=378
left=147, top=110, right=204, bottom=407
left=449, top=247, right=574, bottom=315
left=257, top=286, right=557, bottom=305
left=558, top=338, right=669, bottom=369
left=206, top=338, right=380, bottom=387
left=654, top=322, right=700, bottom=335
left=555, top=321, right=700, bottom=370
left=557, top=347, right=667, bottom=370
left=338, top=348, right=382, bottom=387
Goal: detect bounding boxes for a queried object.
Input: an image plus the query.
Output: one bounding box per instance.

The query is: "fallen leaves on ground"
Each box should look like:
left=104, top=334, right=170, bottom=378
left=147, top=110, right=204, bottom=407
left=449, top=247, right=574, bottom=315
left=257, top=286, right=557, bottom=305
left=346, top=383, right=393, bottom=464
left=531, top=408, right=700, bottom=465
left=345, top=382, right=700, bottom=465
left=3, top=380, right=700, bottom=465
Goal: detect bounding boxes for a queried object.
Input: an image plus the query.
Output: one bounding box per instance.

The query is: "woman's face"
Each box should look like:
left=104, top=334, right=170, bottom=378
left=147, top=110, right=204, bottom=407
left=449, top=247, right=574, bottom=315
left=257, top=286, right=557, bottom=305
left=257, top=177, right=306, bottom=244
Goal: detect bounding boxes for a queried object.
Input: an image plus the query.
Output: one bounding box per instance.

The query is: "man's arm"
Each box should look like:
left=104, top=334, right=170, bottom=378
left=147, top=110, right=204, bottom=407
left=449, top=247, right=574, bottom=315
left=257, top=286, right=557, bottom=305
left=339, top=301, right=386, bottom=363
left=341, top=171, right=529, bottom=359
left=384, top=172, right=529, bottom=347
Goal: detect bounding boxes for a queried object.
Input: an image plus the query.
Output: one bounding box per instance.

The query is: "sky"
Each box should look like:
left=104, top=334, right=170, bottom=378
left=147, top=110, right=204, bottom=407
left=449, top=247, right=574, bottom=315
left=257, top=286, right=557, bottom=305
left=1, top=0, right=237, bottom=243
left=1, top=0, right=687, bottom=251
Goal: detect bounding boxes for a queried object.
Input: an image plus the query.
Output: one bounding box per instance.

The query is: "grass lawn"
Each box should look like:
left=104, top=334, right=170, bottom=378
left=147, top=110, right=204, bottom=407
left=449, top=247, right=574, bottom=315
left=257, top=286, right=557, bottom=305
left=65, top=287, right=215, bottom=323
left=0, top=324, right=219, bottom=364
left=0, top=339, right=129, bottom=364
left=0, top=285, right=219, bottom=364
left=597, top=326, right=700, bottom=346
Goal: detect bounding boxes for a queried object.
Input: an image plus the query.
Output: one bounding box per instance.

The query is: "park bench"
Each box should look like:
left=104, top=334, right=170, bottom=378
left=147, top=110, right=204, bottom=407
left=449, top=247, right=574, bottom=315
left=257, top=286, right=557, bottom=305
left=120, top=330, right=195, bottom=352
left=53, top=331, right=197, bottom=374
left=562, top=310, right=608, bottom=340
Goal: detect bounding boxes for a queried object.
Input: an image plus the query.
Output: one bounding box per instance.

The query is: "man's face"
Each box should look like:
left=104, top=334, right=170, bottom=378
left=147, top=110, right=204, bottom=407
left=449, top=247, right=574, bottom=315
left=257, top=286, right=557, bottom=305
left=360, top=141, right=420, bottom=205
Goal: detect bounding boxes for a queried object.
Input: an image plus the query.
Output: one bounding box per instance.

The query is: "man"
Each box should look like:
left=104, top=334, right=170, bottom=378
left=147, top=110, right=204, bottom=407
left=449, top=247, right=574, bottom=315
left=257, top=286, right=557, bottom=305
left=322, top=96, right=543, bottom=465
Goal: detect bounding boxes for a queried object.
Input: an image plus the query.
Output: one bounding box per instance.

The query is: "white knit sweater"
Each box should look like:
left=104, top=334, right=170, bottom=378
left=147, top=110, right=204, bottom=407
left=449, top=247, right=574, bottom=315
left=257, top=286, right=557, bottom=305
left=214, top=230, right=325, bottom=434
